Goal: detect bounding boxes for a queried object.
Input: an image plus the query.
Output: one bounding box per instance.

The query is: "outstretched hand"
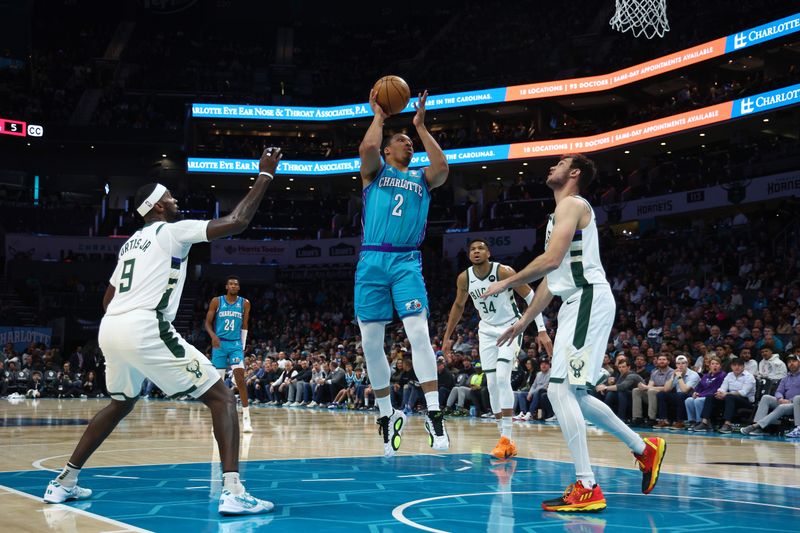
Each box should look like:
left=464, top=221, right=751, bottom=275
left=369, top=89, right=390, bottom=120
left=496, top=320, right=526, bottom=347
left=412, top=90, right=428, bottom=128
left=259, top=147, right=283, bottom=175
left=482, top=280, right=507, bottom=299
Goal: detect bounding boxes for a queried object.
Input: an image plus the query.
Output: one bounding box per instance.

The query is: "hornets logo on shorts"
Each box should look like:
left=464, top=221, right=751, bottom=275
left=405, top=299, right=422, bottom=312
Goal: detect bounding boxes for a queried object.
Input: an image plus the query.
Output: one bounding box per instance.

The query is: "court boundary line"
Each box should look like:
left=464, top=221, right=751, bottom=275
left=0, top=483, right=153, bottom=533
left=13, top=450, right=800, bottom=490
left=391, top=490, right=800, bottom=533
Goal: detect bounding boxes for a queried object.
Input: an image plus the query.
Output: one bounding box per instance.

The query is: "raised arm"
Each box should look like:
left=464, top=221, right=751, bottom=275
left=443, top=271, right=470, bottom=352
left=206, top=147, right=282, bottom=241
left=413, top=91, right=449, bottom=189
left=483, top=197, right=587, bottom=298
left=359, top=90, right=390, bottom=185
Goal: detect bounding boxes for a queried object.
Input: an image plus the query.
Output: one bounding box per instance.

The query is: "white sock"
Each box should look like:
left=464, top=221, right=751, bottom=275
left=223, top=472, right=244, bottom=495
left=56, top=462, right=80, bottom=488
left=579, top=476, right=596, bottom=488
left=424, top=391, right=440, bottom=411
left=376, top=395, right=393, bottom=418
left=243, top=406, right=250, bottom=419
left=501, top=417, right=513, bottom=439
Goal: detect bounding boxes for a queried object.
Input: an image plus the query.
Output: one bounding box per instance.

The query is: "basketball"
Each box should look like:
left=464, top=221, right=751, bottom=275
left=372, top=75, right=410, bottom=115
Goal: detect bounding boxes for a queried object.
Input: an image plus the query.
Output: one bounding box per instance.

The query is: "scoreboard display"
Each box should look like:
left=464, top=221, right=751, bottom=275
left=0, top=117, right=43, bottom=137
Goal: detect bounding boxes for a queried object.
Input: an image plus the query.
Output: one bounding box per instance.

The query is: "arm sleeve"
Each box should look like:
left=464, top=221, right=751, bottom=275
left=522, top=291, right=546, bottom=332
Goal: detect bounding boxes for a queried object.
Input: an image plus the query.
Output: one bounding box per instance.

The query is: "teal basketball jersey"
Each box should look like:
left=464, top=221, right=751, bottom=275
left=362, top=163, right=430, bottom=248
left=215, top=296, right=243, bottom=341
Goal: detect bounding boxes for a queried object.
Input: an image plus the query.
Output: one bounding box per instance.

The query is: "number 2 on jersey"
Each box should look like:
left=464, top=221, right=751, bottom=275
left=391, top=193, right=404, bottom=217
left=118, top=259, right=135, bottom=293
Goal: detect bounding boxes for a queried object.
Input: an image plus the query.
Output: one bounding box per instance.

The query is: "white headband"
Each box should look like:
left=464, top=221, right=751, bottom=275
left=137, top=184, right=167, bottom=216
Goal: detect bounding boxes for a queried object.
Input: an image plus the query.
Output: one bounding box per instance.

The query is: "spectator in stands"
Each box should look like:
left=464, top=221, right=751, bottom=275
left=446, top=360, right=474, bottom=414
left=757, top=348, right=787, bottom=381
left=758, top=327, right=785, bottom=353
left=330, top=363, right=356, bottom=408
left=469, top=363, right=491, bottom=417
left=514, top=358, right=551, bottom=421
left=287, top=359, right=313, bottom=406
left=596, top=358, right=643, bottom=422
left=739, top=347, right=758, bottom=376
left=436, top=356, right=455, bottom=409
left=632, top=354, right=674, bottom=426
left=82, top=370, right=101, bottom=398
left=26, top=371, right=44, bottom=398
left=698, top=358, right=756, bottom=433
left=69, top=345, right=87, bottom=373
left=686, top=356, right=726, bottom=431
left=742, top=353, right=800, bottom=437
left=633, top=354, right=651, bottom=382
left=656, top=354, right=700, bottom=429
left=706, top=325, right=724, bottom=348
left=307, top=361, right=328, bottom=407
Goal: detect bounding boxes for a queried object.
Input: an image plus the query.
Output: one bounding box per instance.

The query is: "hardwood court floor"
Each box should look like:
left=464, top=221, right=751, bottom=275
left=1, top=398, right=799, bottom=532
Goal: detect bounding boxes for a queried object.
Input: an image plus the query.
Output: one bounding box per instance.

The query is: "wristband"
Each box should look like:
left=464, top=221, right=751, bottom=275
left=534, top=315, right=545, bottom=333
left=258, top=171, right=274, bottom=180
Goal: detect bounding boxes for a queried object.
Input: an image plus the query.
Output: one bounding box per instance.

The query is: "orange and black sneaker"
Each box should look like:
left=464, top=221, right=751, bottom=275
left=490, top=436, right=518, bottom=460
left=541, top=481, right=607, bottom=512
left=633, top=436, right=666, bottom=494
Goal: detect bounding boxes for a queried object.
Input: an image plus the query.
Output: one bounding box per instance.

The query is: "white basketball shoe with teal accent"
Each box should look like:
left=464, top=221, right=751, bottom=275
left=43, top=480, right=92, bottom=503
left=218, top=489, right=274, bottom=515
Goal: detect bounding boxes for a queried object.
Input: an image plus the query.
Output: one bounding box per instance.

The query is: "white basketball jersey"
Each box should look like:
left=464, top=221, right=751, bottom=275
left=545, top=195, right=608, bottom=298
left=467, top=262, right=521, bottom=327
left=105, top=220, right=209, bottom=322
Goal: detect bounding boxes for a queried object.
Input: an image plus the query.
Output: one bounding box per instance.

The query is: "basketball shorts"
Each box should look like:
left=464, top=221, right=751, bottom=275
left=478, top=320, right=522, bottom=372
left=354, top=250, right=429, bottom=322
left=211, top=339, right=244, bottom=369
left=550, top=284, right=615, bottom=388
left=99, top=310, right=219, bottom=401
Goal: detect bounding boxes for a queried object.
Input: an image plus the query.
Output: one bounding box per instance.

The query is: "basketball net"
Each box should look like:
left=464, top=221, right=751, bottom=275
left=610, top=0, right=670, bottom=39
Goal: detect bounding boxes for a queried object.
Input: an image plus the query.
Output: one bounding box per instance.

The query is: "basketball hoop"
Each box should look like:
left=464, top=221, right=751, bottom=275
left=610, top=0, right=670, bottom=39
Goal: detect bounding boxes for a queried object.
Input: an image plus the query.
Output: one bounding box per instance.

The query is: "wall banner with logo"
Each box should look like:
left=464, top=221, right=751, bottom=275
left=211, top=237, right=361, bottom=265
left=442, top=229, right=537, bottom=260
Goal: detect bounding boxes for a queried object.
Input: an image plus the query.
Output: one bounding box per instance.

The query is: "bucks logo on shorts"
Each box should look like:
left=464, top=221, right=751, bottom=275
left=186, top=360, right=203, bottom=378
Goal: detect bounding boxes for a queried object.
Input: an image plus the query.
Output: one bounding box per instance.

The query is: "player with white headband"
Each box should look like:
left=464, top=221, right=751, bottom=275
left=43, top=147, right=283, bottom=517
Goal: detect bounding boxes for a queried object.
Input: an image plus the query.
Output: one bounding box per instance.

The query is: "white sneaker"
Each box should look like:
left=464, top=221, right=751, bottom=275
left=43, top=480, right=92, bottom=503
left=218, top=489, right=274, bottom=515
left=378, top=409, right=407, bottom=458
left=545, top=415, right=558, bottom=422
left=480, top=412, right=494, bottom=419
left=307, top=401, right=318, bottom=407
left=424, top=411, right=450, bottom=451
